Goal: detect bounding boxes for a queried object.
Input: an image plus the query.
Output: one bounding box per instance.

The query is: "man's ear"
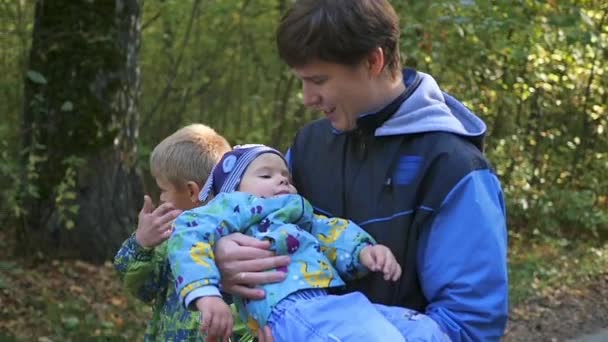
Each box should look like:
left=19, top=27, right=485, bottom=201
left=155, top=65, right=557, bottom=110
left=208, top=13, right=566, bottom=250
left=185, top=181, right=201, bottom=204
left=366, top=47, right=385, bottom=77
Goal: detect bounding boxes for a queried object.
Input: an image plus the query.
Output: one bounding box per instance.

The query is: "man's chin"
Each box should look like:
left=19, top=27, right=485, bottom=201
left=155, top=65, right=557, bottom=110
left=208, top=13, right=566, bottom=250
left=330, top=122, right=356, bottom=132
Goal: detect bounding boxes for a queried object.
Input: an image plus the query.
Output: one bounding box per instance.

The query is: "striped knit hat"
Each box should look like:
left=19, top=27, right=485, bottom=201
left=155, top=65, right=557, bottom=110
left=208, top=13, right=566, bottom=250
left=198, top=144, right=287, bottom=202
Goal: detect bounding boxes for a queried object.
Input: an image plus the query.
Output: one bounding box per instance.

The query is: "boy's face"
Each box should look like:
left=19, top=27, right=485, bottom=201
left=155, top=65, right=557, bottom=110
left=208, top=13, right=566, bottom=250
left=238, top=153, right=297, bottom=198
left=155, top=177, right=199, bottom=210
left=292, top=58, right=378, bottom=132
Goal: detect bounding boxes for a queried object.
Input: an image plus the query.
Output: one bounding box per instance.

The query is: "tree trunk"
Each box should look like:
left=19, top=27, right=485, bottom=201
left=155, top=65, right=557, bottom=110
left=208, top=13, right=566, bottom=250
left=19, top=0, right=143, bottom=263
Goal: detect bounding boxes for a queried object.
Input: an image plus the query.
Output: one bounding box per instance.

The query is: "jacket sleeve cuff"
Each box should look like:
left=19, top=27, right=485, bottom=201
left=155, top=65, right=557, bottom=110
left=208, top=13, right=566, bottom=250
left=126, top=233, right=155, bottom=261
left=353, top=240, right=375, bottom=273
left=185, top=286, right=222, bottom=310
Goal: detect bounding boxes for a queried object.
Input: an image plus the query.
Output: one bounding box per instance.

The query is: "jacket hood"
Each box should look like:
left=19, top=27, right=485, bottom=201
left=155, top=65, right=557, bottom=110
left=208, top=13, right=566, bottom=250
left=375, top=71, right=486, bottom=141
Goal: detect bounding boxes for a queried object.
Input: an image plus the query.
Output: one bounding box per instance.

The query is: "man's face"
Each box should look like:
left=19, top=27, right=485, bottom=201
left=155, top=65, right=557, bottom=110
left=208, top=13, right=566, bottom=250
left=293, top=59, right=376, bottom=132
left=155, top=176, right=197, bottom=210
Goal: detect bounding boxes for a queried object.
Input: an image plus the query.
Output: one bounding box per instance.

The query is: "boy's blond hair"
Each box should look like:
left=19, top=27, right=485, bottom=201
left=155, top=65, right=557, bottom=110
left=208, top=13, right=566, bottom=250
left=150, top=124, right=230, bottom=188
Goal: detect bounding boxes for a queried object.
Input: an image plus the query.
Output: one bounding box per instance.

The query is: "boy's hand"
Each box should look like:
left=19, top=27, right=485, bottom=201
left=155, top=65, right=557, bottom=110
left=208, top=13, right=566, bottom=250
left=195, top=297, right=233, bottom=342
left=135, top=195, right=183, bottom=248
left=359, top=245, right=402, bottom=281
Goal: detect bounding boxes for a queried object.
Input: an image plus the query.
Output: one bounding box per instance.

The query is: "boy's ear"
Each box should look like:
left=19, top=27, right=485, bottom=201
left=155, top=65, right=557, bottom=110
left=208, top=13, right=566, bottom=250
left=185, top=181, right=201, bottom=204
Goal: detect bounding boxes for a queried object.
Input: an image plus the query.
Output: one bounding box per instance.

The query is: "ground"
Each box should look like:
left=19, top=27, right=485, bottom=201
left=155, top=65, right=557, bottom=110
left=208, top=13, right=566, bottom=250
left=1, top=232, right=607, bottom=341
left=504, top=272, right=608, bottom=341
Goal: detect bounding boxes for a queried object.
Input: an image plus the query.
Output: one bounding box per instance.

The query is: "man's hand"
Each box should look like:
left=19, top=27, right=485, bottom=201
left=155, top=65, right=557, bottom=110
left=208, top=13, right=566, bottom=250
left=195, top=297, right=233, bottom=342
left=134, top=195, right=183, bottom=249
left=360, top=244, right=402, bottom=281
left=215, top=233, right=290, bottom=299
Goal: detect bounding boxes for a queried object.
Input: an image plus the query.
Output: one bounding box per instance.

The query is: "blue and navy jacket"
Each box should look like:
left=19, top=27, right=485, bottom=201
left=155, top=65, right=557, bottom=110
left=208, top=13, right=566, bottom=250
left=288, top=69, right=509, bottom=341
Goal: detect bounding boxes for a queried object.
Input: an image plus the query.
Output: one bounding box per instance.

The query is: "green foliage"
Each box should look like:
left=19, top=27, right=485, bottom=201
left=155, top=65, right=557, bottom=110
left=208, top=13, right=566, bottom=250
left=509, top=236, right=608, bottom=304
left=54, top=156, right=85, bottom=230
left=0, top=140, right=22, bottom=224
left=231, top=303, right=255, bottom=342
left=133, top=0, right=608, bottom=241
left=1, top=2, right=606, bottom=338
left=26, top=70, right=47, bottom=84
left=394, top=0, right=608, bottom=238
left=1, top=0, right=606, bottom=245
left=0, top=130, right=45, bottom=227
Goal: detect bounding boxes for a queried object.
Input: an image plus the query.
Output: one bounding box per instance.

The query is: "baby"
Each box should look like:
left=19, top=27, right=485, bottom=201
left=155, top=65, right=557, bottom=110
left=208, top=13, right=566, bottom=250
left=168, top=144, right=408, bottom=341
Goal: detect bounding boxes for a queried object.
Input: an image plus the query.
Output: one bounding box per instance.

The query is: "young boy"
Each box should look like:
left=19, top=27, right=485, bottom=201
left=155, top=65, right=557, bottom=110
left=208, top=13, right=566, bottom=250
left=168, top=144, right=442, bottom=342
left=113, top=124, right=231, bottom=341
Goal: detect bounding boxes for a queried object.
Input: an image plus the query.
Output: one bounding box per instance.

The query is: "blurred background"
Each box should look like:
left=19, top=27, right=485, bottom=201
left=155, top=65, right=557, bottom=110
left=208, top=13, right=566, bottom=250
left=0, top=0, right=606, bottom=340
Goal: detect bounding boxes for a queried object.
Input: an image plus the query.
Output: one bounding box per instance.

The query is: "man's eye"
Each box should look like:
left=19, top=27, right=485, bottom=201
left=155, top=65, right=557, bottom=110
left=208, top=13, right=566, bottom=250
left=260, top=175, right=271, bottom=179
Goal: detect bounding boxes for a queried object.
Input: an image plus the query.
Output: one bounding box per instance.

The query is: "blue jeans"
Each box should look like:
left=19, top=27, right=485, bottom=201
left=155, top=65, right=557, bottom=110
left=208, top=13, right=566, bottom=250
left=267, top=289, right=404, bottom=341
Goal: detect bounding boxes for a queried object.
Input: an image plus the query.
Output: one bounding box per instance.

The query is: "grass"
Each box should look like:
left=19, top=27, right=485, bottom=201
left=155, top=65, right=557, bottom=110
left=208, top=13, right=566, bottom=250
left=508, top=232, right=608, bottom=304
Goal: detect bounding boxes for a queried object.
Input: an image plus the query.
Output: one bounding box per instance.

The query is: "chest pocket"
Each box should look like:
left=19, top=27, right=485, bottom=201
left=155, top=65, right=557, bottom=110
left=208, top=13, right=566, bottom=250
left=392, top=155, right=423, bottom=186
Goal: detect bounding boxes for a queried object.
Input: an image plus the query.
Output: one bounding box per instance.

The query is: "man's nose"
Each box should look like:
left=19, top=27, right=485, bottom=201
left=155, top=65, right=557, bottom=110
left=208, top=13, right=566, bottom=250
left=302, top=84, right=320, bottom=107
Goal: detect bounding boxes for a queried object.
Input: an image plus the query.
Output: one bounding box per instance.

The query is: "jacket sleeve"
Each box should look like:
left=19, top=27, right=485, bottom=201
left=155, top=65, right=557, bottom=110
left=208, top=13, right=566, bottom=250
left=168, top=196, right=247, bottom=310
left=310, top=214, right=376, bottom=281
left=417, top=169, right=509, bottom=341
left=113, top=234, right=168, bottom=304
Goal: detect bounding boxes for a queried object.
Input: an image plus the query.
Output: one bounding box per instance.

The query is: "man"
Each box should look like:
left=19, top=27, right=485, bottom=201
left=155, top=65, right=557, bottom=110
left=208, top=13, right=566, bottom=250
left=214, top=1, right=508, bottom=341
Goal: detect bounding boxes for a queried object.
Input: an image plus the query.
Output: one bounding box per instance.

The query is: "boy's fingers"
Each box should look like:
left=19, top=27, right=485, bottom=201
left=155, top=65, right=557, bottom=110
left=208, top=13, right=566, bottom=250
left=140, top=195, right=155, bottom=215
left=158, top=209, right=182, bottom=226
left=222, top=321, right=229, bottom=341
left=217, top=315, right=226, bottom=340
left=203, top=311, right=211, bottom=327
left=154, top=202, right=177, bottom=216
left=224, top=315, right=233, bottom=340
left=207, top=314, right=220, bottom=338
left=375, top=251, right=386, bottom=270
left=258, top=325, right=274, bottom=342
left=383, top=255, right=393, bottom=275
left=393, top=264, right=402, bottom=281
left=160, top=228, right=172, bottom=240
left=200, top=312, right=210, bottom=335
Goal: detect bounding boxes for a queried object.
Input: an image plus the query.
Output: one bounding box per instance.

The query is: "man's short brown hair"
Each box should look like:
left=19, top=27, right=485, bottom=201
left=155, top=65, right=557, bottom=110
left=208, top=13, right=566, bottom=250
left=277, top=0, right=401, bottom=76
left=150, top=124, right=231, bottom=189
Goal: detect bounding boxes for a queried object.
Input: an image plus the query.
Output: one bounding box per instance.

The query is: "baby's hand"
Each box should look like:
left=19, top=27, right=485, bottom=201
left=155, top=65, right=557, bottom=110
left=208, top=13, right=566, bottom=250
left=195, top=296, right=233, bottom=341
left=360, top=245, right=402, bottom=281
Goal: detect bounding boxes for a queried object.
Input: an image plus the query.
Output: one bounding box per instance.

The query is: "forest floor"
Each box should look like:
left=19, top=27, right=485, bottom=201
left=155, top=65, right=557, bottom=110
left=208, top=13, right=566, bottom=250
left=504, top=271, right=608, bottom=341
left=1, top=231, right=607, bottom=341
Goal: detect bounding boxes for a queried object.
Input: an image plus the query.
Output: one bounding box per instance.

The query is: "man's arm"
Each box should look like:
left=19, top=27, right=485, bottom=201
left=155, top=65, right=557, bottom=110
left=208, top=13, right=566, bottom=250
left=418, top=169, right=508, bottom=341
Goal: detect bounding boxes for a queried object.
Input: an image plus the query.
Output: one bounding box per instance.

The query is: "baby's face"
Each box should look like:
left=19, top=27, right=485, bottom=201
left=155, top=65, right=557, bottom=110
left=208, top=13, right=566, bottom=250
left=238, top=153, right=297, bottom=198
